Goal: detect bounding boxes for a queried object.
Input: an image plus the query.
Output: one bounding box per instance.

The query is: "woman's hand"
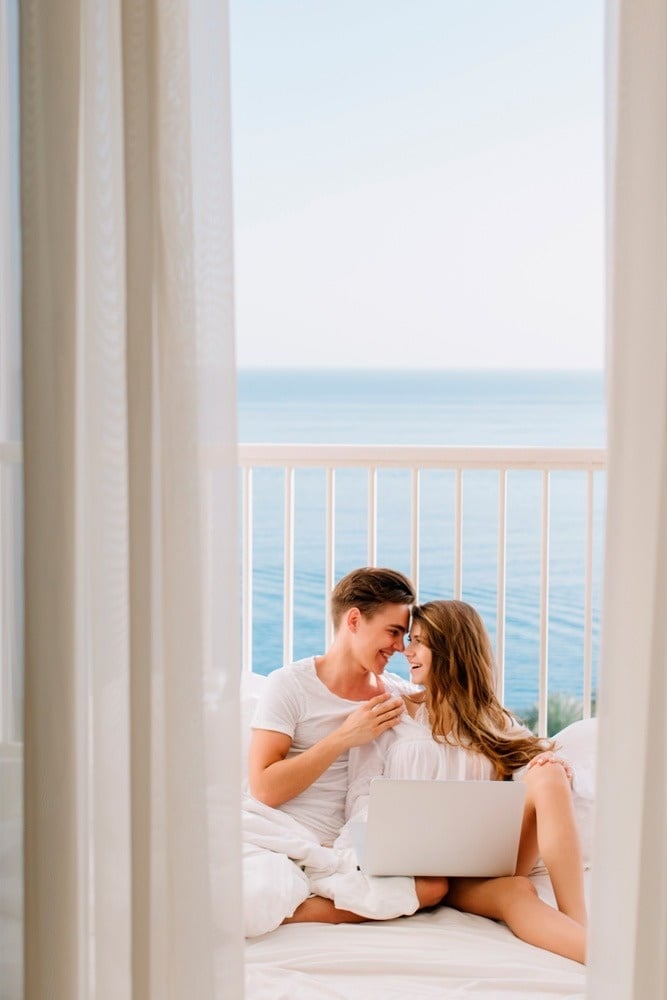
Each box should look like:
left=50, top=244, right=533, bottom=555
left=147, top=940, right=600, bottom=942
left=526, top=750, right=574, bottom=783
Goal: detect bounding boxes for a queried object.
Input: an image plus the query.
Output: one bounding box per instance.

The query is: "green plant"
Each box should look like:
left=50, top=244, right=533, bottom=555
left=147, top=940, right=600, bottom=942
left=515, top=691, right=597, bottom=737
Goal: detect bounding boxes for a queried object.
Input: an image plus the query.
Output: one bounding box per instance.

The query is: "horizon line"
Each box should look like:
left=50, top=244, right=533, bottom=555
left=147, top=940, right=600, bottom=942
left=236, top=365, right=605, bottom=374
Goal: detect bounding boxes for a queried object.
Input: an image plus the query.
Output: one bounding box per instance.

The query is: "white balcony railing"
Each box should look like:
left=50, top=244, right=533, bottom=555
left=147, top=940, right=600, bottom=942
left=1, top=442, right=607, bottom=747
left=223, top=444, right=607, bottom=737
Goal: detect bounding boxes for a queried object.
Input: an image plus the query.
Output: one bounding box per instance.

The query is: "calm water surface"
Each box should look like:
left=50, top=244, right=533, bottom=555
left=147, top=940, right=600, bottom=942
left=236, top=368, right=605, bottom=717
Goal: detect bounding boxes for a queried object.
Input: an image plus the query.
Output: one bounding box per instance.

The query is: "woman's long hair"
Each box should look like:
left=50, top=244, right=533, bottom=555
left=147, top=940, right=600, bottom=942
left=411, top=600, right=553, bottom=779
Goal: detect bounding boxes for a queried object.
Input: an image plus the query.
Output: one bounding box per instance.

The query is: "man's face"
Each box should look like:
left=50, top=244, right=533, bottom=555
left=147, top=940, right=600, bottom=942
left=350, top=603, right=410, bottom=674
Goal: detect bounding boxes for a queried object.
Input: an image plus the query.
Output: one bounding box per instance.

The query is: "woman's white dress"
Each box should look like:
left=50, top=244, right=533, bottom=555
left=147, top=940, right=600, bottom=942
left=342, top=698, right=497, bottom=832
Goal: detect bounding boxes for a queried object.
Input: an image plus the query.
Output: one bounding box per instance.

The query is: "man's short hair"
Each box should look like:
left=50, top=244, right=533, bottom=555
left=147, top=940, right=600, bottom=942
left=330, top=567, right=415, bottom=630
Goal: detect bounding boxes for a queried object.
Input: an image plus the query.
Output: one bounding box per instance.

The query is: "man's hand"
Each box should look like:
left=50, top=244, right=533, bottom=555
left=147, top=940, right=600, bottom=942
left=248, top=693, right=404, bottom=808
left=337, top=692, right=404, bottom=749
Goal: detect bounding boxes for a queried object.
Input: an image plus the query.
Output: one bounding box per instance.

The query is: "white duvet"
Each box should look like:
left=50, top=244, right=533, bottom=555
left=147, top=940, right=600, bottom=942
left=242, top=705, right=460, bottom=937
left=242, top=792, right=419, bottom=937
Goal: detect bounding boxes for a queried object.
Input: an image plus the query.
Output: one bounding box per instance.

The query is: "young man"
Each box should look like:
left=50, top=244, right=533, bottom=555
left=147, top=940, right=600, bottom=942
left=245, top=567, right=447, bottom=930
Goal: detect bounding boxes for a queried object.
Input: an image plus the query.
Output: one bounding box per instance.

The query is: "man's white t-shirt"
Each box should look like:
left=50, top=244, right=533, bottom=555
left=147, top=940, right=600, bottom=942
left=251, top=657, right=407, bottom=845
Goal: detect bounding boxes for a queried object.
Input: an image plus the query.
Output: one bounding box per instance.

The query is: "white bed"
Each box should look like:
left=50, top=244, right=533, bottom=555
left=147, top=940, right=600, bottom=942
left=0, top=681, right=596, bottom=1000
left=0, top=769, right=591, bottom=1000
left=241, top=676, right=596, bottom=1000
left=245, top=876, right=589, bottom=999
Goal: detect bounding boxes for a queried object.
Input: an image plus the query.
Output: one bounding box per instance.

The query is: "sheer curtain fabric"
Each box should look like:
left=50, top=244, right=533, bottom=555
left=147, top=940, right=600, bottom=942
left=0, top=2, right=24, bottom=997
left=20, top=2, right=243, bottom=998
left=589, top=1, right=667, bottom=997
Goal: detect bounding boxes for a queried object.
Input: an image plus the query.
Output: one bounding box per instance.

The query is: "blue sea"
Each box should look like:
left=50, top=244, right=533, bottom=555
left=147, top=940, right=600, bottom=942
left=237, top=368, right=606, bottom=719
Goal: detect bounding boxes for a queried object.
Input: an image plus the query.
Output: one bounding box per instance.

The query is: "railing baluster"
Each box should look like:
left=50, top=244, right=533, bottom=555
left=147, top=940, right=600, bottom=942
left=283, top=467, right=295, bottom=665
left=325, top=467, right=335, bottom=645
left=367, top=467, right=377, bottom=566
left=410, top=468, right=420, bottom=597
left=496, top=469, right=507, bottom=702
left=454, top=469, right=463, bottom=598
left=242, top=466, right=253, bottom=673
left=583, top=470, right=595, bottom=717
left=538, top=470, right=551, bottom=737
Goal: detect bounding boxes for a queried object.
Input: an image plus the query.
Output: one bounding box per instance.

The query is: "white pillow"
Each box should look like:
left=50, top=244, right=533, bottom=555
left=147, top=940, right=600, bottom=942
left=552, top=717, right=598, bottom=866
left=240, top=672, right=267, bottom=781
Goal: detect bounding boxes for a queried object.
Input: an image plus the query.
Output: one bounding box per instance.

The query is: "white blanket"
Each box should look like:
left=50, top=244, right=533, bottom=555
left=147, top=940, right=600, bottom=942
left=242, top=794, right=419, bottom=937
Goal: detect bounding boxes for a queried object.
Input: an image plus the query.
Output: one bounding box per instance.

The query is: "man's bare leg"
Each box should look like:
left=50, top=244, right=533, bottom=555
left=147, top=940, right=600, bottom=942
left=416, top=875, right=449, bottom=909
left=283, top=896, right=368, bottom=924
left=283, top=876, right=448, bottom=926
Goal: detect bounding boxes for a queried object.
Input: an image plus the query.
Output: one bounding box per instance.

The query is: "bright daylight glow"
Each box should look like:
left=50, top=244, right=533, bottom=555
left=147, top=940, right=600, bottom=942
left=230, top=1, right=604, bottom=370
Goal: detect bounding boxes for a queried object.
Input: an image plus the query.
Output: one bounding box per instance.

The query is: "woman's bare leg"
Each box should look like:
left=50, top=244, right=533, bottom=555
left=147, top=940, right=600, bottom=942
left=448, top=876, right=586, bottom=964
left=283, top=877, right=448, bottom=926
left=518, top=763, right=587, bottom=925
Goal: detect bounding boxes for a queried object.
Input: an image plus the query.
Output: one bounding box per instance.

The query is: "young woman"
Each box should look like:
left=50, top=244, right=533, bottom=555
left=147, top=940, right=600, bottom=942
left=398, top=599, right=587, bottom=963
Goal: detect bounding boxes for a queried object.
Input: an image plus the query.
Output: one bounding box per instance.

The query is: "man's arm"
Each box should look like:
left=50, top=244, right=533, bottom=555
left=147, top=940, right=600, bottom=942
left=248, top=693, right=404, bottom=808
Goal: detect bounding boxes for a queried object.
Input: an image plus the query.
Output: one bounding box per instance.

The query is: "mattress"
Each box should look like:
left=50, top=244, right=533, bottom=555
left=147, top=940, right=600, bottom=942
left=244, top=873, right=588, bottom=1000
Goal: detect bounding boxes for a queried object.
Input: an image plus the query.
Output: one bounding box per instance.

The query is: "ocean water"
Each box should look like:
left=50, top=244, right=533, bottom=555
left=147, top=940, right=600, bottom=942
left=237, top=368, right=606, bottom=718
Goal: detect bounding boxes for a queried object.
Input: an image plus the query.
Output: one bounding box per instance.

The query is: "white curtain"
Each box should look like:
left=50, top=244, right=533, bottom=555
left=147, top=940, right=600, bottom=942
left=588, top=1, right=667, bottom=997
left=20, top=2, right=243, bottom=998
left=0, top=3, right=24, bottom=998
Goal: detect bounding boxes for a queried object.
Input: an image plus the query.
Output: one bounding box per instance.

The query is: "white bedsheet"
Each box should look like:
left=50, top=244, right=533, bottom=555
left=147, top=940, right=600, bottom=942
left=243, top=873, right=588, bottom=1000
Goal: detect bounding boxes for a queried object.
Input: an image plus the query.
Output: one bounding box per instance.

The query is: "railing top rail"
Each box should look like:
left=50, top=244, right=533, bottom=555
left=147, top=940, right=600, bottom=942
left=229, top=443, right=607, bottom=471
left=2, top=440, right=607, bottom=472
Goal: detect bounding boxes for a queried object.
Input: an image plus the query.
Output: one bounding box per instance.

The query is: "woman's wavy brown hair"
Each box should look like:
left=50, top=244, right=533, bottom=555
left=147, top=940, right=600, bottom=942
left=410, top=600, right=553, bottom=779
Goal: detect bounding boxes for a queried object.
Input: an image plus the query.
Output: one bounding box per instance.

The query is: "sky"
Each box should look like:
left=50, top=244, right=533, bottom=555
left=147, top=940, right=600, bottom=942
left=229, top=1, right=605, bottom=370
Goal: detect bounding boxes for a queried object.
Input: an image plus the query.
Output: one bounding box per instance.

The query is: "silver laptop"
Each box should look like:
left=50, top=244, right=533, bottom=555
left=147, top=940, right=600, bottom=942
left=352, top=778, right=526, bottom=877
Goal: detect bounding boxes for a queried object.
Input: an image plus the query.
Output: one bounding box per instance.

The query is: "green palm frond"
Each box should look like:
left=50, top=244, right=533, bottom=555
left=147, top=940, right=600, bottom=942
left=515, top=691, right=597, bottom=737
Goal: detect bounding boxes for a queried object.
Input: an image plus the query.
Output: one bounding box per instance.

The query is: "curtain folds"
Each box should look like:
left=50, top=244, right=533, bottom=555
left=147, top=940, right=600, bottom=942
left=588, top=1, right=667, bottom=997
left=0, top=3, right=23, bottom=998
left=21, top=1, right=243, bottom=997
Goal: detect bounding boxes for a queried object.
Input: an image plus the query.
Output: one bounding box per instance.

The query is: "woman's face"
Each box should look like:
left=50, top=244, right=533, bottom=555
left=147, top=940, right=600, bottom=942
left=404, top=623, right=432, bottom=686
